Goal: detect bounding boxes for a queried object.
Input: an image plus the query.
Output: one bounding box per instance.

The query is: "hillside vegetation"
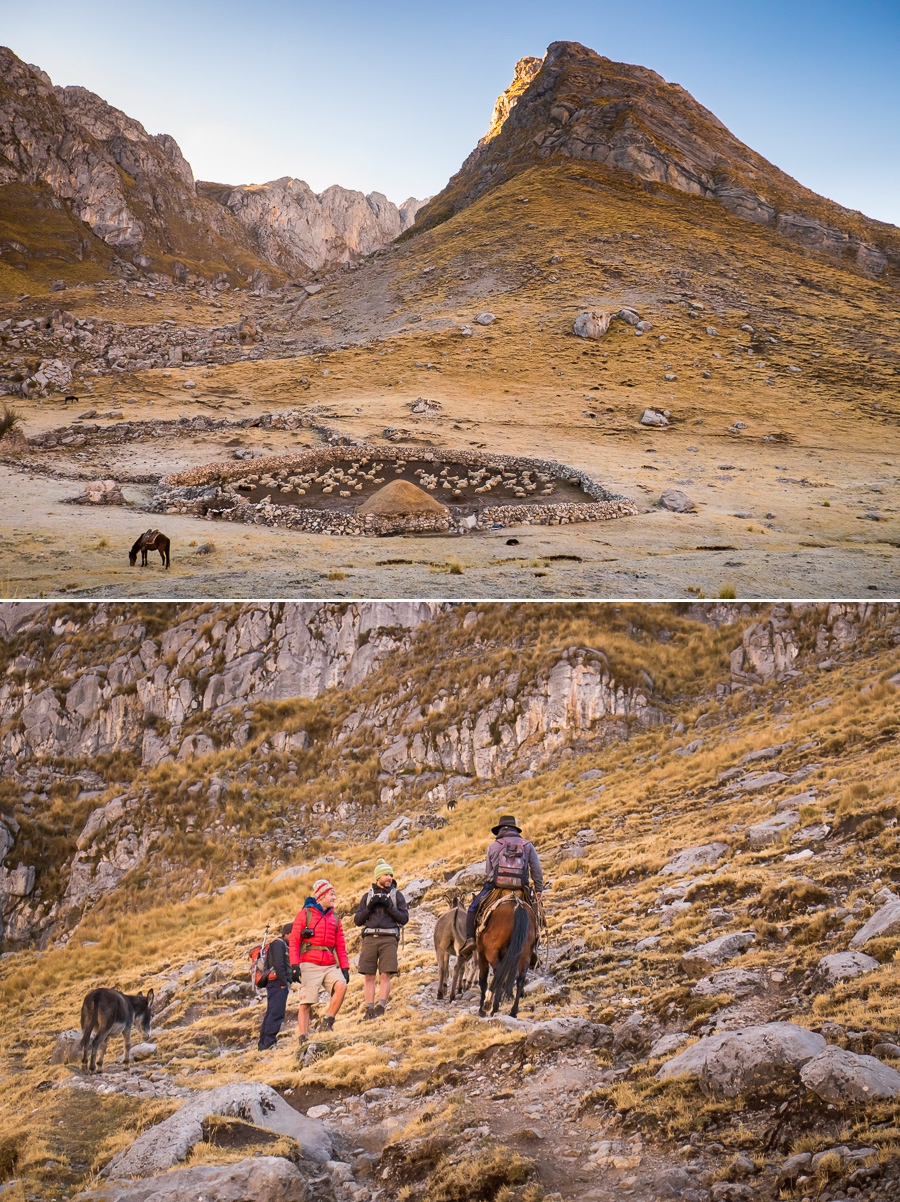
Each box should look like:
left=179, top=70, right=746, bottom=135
left=1, top=602, right=899, bottom=1199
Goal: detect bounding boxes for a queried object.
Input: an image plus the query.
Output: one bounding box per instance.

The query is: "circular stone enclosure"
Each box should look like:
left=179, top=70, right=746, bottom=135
left=153, top=445, right=637, bottom=535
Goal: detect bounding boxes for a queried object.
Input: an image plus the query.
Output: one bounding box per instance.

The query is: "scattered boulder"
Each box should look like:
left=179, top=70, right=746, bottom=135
left=613, top=1011, right=654, bottom=1056
left=658, top=1022, right=825, bottom=1097
left=474, top=312, right=495, bottom=325
left=779, top=1152, right=812, bottom=1182
left=816, top=951, right=880, bottom=985
left=682, top=931, right=755, bottom=972
left=617, top=308, right=640, bottom=326
left=127, top=1042, right=157, bottom=1062
left=69, top=479, right=126, bottom=505
left=445, top=860, right=486, bottom=887
left=649, top=1032, right=690, bottom=1058
left=525, top=1016, right=613, bottom=1051
left=661, top=843, right=728, bottom=876
left=850, top=899, right=900, bottom=948
left=641, top=408, right=669, bottom=427
left=659, top=488, right=695, bottom=513
left=800, top=1045, right=900, bottom=1104
left=401, top=877, right=433, bottom=904
left=573, top=309, right=610, bottom=339
left=711, top=1185, right=754, bottom=1202
left=692, top=969, right=763, bottom=998
left=746, top=810, right=800, bottom=849
left=272, top=864, right=313, bottom=883
left=102, top=1082, right=332, bottom=1177
left=49, top=1028, right=83, bottom=1065
left=653, top=1166, right=693, bottom=1198
left=78, top=1157, right=309, bottom=1202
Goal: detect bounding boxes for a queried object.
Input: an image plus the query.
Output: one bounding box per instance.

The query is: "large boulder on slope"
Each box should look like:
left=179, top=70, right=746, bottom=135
left=682, top=930, right=755, bottom=973
left=657, top=1022, right=825, bottom=1097
left=76, top=1157, right=307, bottom=1202
left=850, top=899, right=900, bottom=948
left=525, top=1016, right=613, bottom=1051
left=816, top=951, right=880, bottom=984
left=103, top=1082, right=332, bottom=1178
left=660, top=843, right=728, bottom=875
left=800, top=1045, right=900, bottom=1104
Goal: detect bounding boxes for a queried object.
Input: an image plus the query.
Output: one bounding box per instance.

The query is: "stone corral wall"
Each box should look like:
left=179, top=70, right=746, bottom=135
left=152, top=444, right=638, bottom=533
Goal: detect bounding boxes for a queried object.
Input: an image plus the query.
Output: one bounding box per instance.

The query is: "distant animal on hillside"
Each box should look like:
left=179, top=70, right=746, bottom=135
left=434, top=893, right=475, bottom=1001
left=129, top=529, right=170, bottom=569
left=79, top=987, right=154, bottom=1073
left=476, top=892, right=538, bottom=1018
left=63, top=395, right=78, bottom=405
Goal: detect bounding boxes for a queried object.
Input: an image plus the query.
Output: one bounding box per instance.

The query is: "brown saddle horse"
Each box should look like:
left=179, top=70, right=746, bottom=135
left=129, top=529, right=170, bottom=569
left=475, top=890, right=538, bottom=1018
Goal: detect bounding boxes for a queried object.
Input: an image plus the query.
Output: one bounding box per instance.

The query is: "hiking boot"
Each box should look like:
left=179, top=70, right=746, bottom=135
left=320, top=1015, right=335, bottom=1032
left=459, top=938, right=476, bottom=958
left=295, top=1035, right=308, bottom=1060
left=374, top=1001, right=386, bottom=1018
left=363, top=1003, right=377, bottom=1021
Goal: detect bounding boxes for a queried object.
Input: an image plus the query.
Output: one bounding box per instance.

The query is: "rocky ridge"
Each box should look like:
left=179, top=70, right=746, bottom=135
left=0, top=47, right=420, bottom=284
left=413, top=41, right=899, bottom=278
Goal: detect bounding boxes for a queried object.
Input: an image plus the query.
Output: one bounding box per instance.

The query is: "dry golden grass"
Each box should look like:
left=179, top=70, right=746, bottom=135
left=1, top=604, right=900, bottom=1190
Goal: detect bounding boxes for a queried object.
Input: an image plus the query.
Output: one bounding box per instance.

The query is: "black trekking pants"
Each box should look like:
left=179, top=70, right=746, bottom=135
left=258, top=982, right=288, bottom=1049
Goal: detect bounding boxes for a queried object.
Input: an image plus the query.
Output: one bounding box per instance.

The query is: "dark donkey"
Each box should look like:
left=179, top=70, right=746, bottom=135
left=476, top=893, right=538, bottom=1018
left=129, top=529, right=170, bottom=569
left=79, top=987, right=154, bottom=1072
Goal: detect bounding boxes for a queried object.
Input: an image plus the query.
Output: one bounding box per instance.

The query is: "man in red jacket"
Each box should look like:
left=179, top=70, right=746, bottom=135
left=289, top=879, right=349, bottom=1047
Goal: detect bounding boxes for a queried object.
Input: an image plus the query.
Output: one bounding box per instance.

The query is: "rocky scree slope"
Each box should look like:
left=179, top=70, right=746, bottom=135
left=1, top=602, right=900, bottom=1201
left=412, top=41, right=900, bottom=280
left=0, top=47, right=421, bottom=287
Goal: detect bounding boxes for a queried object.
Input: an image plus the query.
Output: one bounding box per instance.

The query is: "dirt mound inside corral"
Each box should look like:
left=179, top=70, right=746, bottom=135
left=357, top=479, right=450, bottom=516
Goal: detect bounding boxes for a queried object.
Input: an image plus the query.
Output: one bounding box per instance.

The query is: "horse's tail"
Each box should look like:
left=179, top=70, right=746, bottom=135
left=79, top=991, right=99, bottom=1052
left=491, top=902, right=530, bottom=1002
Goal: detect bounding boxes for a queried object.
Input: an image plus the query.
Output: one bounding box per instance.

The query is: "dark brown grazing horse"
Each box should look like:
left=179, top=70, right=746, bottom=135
left=79, top=987, right=154, bottom=1072
left=129, top=529, right=170, bottom=569
left=434, top=894, right=476, bottom=1001
left=476, top=892, right=538, bottom=1018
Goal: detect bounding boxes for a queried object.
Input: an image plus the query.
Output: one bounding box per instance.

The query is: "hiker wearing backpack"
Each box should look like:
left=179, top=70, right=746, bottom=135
left=288, top=879, right=349, bottom=1048
left=459, top=816, right=543, bottom=958
left=257, top=923, right=292, bottom=1051
left=353, top=859, right=409, bottom=1020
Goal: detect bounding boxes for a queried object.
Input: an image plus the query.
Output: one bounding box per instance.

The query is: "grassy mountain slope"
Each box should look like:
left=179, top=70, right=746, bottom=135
left=1, top=603, right=900, bottom=1199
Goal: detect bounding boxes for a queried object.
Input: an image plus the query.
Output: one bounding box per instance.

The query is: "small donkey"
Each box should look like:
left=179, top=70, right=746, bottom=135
left=79, top=987, right=154, bottom=1073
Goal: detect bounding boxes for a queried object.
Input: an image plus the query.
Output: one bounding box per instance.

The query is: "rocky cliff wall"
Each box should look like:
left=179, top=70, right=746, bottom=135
left=0, top=47, right=420, bottom=282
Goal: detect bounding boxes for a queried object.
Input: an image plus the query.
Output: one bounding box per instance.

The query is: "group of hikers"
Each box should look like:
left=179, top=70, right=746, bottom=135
left=256, top=815, right=544, bottom=1052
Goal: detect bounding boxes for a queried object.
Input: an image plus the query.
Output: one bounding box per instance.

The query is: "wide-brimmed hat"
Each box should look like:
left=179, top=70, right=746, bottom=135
left=492, top=815, right=522, bottom=835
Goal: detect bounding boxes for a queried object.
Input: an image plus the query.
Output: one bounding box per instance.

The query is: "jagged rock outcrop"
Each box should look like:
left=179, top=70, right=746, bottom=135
left=0, top=47, right=419, bottom=281
left=412, top=41, right=898, bottom=277
left=199, top=177, right=424, bottom=273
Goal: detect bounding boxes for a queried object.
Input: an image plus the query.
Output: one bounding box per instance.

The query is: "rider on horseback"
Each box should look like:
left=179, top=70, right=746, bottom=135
left=459, top=815, right=543, bottom=958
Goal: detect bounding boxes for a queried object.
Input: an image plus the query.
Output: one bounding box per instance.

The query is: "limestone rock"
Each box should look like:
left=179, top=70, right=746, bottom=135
left=816, top=951, right=880, bottom=984
left=573, top=309, right=610, bottom=339
left=70, top=479, right=126, bottom=505
left=661, top=842, right=728, bottom=876
left=800, top=1046, right=900, bottom=1104
left=641, top=409, right=669, bottom=427
left=682, top=930, right=755, bottom=971
left=691, top=969, right=763, bottom=998
left=50, top=1028, right=83, bottom=1065
left=525, top=1016, right=613, bottom=1051
left=657, top=1022, right=825, bottom=1097
left=103, top=1082, right=332, bottom=1177
left=659, top=488, right=694, bottom=512
left=475, top=312, right=495, bottom=325
left=78, top=1157, right=310, bottom=1202
left=850, top=899, right=900, bottom=948
left=746, top=810, right=800, bottom=848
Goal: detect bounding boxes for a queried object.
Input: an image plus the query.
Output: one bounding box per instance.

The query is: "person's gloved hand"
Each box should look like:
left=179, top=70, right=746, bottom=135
left=290, top=964, right=300, bottom=983
left=341, top=967, right=350, bottom=983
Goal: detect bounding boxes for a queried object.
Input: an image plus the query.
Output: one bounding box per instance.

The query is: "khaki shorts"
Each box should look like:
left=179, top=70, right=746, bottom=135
left=297, top=962, right=344, bottom=1004
left=358, top=934, right=399, bottom=975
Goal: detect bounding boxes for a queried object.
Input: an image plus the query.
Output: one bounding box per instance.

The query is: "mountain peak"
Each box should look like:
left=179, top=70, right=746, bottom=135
left=414, top=40, right=896, bottom=276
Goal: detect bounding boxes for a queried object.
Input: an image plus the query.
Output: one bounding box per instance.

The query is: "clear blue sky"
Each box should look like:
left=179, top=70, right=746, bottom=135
left=3, top=0, right=898, bottom=225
